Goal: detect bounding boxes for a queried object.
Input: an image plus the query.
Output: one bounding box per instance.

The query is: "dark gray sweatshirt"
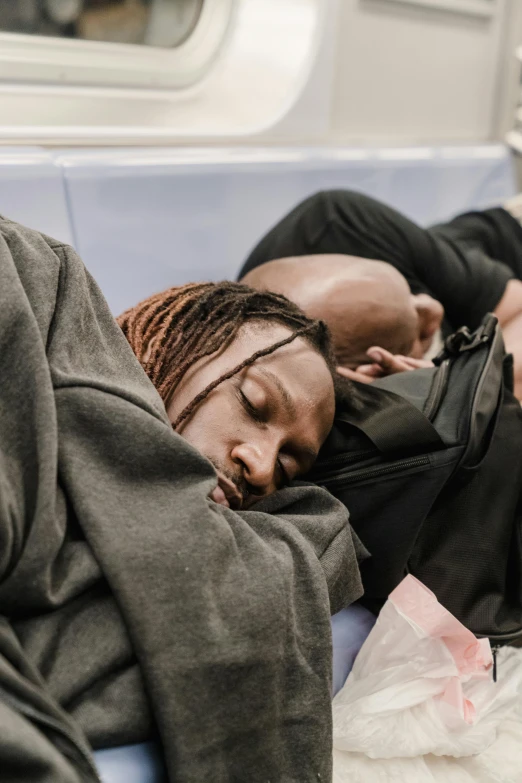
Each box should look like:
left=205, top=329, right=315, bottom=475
left=0, top=216, right=365, bottom=783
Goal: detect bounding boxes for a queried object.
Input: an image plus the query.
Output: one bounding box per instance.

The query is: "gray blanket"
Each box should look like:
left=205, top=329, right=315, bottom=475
left=0, top=216, right=365, bottom=782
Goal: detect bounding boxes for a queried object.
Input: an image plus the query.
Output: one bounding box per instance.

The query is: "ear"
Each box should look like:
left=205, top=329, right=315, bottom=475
left=411, top=294, right=444, bottom=338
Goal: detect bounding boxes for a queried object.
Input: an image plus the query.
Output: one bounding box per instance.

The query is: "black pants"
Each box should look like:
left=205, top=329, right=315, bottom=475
left=242, top=192, right=522, bottom=279
left=432, top=208, right=522, bottom=279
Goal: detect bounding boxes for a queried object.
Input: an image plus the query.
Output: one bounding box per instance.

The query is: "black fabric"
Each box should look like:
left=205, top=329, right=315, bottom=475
left=335, top=382, right=444, bottom=456
left=239, top=191, right=520, bottom=333
left=309, top=315, right=522, bottom=643
left=431, top=206, right=522, bottom=279
left=0, top=215, right=366, bottom=783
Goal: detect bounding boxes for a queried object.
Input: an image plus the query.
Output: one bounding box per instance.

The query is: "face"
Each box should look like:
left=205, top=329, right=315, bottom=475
left=409, top=294, right=445, bottom=359
left=166, top=322, right=335, bottom=510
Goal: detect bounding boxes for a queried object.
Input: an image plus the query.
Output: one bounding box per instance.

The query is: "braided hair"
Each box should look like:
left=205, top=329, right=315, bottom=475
left=118, top=281, right=335, bottom=430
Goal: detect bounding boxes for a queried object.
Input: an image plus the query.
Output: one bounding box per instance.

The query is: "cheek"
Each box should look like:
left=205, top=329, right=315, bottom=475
left=300, top=386, right=335, bottom=447
left=174, top=393, right=238, bottom=463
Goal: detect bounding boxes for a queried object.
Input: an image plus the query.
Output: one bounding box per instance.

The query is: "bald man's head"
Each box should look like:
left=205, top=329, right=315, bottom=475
left=242, top=255, right=443, bottom=367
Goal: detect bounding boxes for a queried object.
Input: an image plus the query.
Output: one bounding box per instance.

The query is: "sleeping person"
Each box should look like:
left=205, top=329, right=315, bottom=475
left=118, top=280, right=337, bottom=508
left=0, top=216, right=365, bottom=783
left=239, top=190, right=522, bottom=398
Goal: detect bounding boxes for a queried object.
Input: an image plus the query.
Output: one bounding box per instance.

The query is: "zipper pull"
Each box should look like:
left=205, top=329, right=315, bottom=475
left=492, top=645, right=500, bottom=683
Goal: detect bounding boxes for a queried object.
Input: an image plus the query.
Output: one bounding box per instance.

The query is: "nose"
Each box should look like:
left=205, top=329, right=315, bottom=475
left=231, top=440, right=278, bottom=497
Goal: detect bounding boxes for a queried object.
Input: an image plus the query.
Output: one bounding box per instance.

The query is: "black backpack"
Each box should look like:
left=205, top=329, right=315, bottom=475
left=308, top=314, right=522, bottom=647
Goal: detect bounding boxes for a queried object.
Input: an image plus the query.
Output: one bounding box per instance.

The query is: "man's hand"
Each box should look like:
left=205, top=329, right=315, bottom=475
left=337, top=347, right=434, bottom=384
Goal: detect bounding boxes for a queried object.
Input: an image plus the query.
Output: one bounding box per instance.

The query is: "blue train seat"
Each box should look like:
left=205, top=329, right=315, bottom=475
left=56, top=144, right=516, bottom=315
left=331, top=604, right=376, bottom=697
left=0, top=148, right=73, bottom=244
left=95, top=742, right=166, bottom=783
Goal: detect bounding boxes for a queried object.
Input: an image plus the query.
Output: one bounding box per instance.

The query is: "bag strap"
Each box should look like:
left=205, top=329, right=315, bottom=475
left=336, top=381, right=445, bottom=455
left=434, top=313, right=498, bottom=363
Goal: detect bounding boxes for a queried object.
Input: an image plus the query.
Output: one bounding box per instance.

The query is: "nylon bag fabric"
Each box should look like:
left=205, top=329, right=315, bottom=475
left=309, top=315, right=522, bottom=645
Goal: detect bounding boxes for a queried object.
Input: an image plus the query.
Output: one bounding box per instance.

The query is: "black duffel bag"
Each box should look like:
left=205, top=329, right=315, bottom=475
left=308, top=314, right=522, bottom=646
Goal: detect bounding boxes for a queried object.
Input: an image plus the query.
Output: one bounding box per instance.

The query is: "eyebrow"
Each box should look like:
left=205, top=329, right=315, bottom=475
left=253, top=367, right=319, bottom=466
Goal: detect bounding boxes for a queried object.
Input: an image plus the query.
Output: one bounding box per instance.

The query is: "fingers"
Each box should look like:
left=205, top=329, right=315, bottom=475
left=365, top=347, right=411, bottom=374
left=337, top=350, right=435, bottom=384
left=366, top=347, right=434, bottom=375
left=398, top=355, right=434, bottom=370
left=352, top=363, right=384, bottom=377
left=336, top=366, right=376, bottom=384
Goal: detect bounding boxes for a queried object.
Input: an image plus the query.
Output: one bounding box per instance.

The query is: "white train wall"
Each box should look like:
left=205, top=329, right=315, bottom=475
left=0, top=0, right=521, bottom=147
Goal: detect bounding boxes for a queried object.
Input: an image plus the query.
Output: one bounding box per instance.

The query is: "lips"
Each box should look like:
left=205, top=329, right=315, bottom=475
left=209, top=484, right=230, bottom=508
left=210, top=473, right=244, bottom=511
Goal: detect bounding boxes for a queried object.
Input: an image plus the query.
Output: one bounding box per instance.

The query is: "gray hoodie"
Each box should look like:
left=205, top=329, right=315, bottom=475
left=0, top=216, right=365, bottom=783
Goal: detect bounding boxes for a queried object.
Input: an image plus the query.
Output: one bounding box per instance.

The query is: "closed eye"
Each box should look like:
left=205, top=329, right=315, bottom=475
left=238, top=388, right=264, bottom=424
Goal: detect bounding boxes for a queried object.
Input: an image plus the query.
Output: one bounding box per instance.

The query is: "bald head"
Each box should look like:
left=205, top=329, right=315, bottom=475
left=242, top=255, right=419, bottom=367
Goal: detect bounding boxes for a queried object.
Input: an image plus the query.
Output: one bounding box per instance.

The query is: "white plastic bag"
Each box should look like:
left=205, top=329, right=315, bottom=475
left=332, top=575, right=522, bottom=759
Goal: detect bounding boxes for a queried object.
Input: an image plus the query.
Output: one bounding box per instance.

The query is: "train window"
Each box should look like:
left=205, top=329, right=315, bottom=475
left=0, top=0, right=233, bottom=88
left=0, top=0, right=318, bottom=144
left=0, top=0, right=204, bottom=49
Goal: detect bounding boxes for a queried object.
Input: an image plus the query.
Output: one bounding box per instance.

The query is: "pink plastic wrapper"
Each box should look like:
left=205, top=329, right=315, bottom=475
left=390, top=576, right=492, bottom=726
left=333, top=575, right=521, bottom=760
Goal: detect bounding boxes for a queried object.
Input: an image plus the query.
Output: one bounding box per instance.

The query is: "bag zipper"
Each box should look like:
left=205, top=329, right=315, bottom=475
left=477, top=627, right=522, bottom=683
left=424, top=359, right=451, bottom=421
left=318, top=455, right=430, bottom=489
left=492, top=645, right=499, bottom=682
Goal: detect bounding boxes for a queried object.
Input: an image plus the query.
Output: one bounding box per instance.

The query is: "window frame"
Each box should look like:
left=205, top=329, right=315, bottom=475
left=379, top=0, right=496, bottom=17
left=0, top=0, right=236, bottom=89
left=0, top=0, right=323, bottom=145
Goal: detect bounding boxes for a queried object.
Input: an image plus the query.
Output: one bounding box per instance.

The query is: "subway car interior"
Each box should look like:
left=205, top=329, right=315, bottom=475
left=2, top=2, right=522, bottom=782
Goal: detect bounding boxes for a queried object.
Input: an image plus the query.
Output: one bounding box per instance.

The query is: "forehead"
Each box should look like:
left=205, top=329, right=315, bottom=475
left=247, top=339, right=331, bottom=404
left=230, top=322, right=324, bottom=387
left=235, top=323, right=335, bottom=434
left=176, top=320, right=330, bottom=401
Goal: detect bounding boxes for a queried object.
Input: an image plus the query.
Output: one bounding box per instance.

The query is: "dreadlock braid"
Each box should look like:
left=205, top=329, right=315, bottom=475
left=118, top=281, right=335, bottom=430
